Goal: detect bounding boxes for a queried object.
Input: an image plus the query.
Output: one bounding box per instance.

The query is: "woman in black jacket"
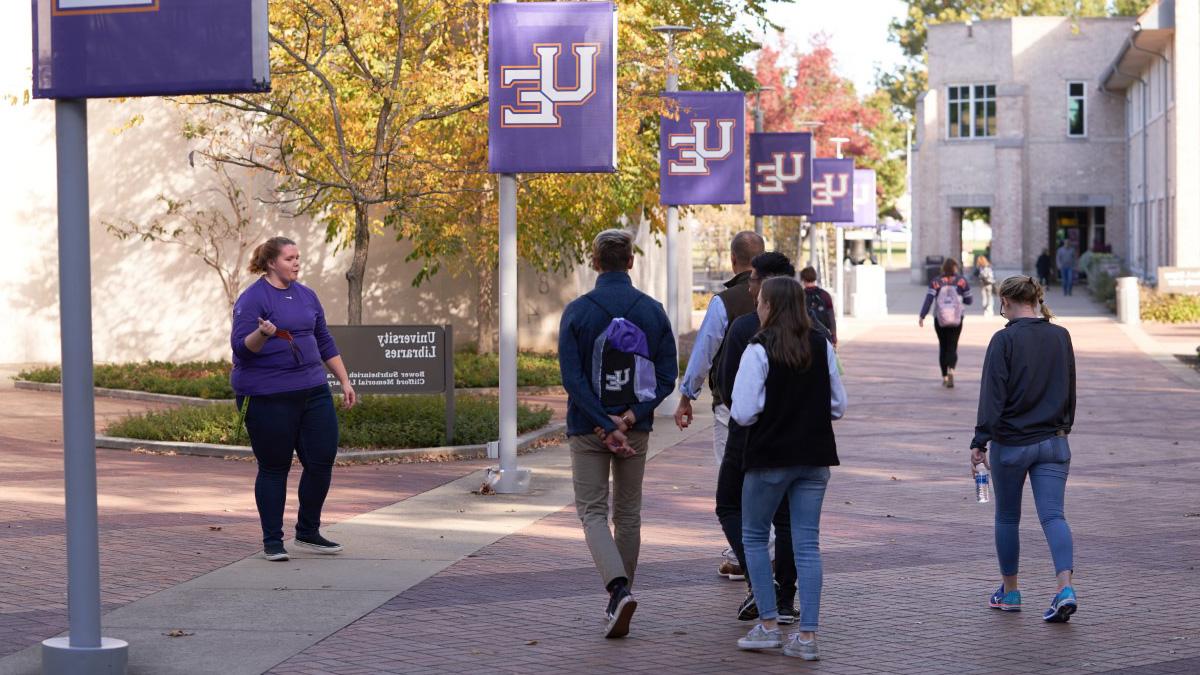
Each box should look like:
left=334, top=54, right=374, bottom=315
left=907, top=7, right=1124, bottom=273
left=971, top=276, right=1078, bottom=623
left=729, top=277, right=847, bottom=661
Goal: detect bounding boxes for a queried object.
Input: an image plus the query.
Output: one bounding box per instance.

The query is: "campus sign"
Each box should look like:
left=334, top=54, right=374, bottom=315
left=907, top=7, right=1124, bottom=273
left=850, top=168, right=877, bottom=228
left=749, top=132, right=812, bottom=216
left=325, top=326, right=453, bottom=395
left=31, top=0, right=269, bottom=99
left=660, top=91, right=746, bottom=205
left=488, top=1, right=617, bottom=173
left=1157, top=267, right=1200, bottom=295
left=810, top=158, right=855, bottom=223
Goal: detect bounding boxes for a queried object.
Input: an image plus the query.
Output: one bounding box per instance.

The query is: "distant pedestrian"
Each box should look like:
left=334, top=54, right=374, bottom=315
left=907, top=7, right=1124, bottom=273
left=1036, top=249, right=1052, bottom=287
left=713, top=252, right=800, bottom=625
left=730, top=277, right=846, bottom=661
left=800, top=266, right=837, bottom=346
left=674, top=231, right=764, bottom=580
left=231, top=236, right=357, bottom=563
left=919, top=258, right=974, bottom=387
left=1056, top=241, right=1077, bottom=296
left=971, top=276, right=1078, bottom=623
left=558, top=229, right=677, bottom=639
left=976, top=255, right=996, bottom=317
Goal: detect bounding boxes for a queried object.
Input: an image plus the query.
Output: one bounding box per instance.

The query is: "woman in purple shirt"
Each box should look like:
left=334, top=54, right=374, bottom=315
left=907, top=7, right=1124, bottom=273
left=231, top=237, right=357, bottom=561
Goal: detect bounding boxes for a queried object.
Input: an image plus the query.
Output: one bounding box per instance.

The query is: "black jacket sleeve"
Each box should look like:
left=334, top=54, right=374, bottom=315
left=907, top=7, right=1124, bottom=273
left=718, top=315, right=756, bottom=407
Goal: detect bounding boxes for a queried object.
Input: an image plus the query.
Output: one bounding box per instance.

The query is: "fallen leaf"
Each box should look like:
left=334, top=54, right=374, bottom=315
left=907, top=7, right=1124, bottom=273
left=524, top=640, right=538, bottom=646
left=208, top=526, right=222, bottom=531
left=163, top=629, right=194, bottom=638
left=890, top=476, right=900, bottom=481
left=673, top=630, right=687, bottom=635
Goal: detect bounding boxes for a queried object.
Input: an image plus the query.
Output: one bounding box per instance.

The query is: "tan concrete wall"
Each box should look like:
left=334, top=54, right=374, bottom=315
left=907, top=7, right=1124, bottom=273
left=0, top=4, right=693, bottom=364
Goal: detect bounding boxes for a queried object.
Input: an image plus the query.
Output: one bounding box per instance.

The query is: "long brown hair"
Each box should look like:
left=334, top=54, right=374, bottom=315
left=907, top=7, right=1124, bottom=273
left=940, top=257, right=960, bottom=276
left=998, top=275, right=1055, bottom=320
left=248, top=236, right=296, bottom=274
left=756, top=277, right=813, bottom=370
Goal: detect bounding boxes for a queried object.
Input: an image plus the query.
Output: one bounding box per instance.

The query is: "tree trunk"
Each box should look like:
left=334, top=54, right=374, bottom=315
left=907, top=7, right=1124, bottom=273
left=475, top=265, right=496, bottom=354
left=345, top=203, right=370, bottom=325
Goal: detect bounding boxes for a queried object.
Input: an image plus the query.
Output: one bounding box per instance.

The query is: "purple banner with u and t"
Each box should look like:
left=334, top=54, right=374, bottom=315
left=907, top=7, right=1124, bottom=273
left=750, top=132, right=812, bottom=216
left=810, top=158, right=855, bottom=223
left=32, top=0, right=269, bottom=99
left=660, top=91, right=745, bottom=205
left=849, top=168, right=878, bottom=228
left=488, top=1, right=617, bottom=174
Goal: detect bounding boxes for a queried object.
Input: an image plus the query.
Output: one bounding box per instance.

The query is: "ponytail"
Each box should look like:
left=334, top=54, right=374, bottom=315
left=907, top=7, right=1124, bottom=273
left=248, top=236, right=296, bottom=274
left=998, top=275, right=1054, bottom=319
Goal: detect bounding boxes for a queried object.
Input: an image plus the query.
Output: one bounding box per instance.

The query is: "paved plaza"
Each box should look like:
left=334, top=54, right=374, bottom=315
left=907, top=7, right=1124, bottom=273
left=2, top=278, right=1199, bottom=674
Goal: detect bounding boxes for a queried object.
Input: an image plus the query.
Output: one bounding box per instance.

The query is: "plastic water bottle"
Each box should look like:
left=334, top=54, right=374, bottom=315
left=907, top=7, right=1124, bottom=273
left=974, top=464, right=991, bottom=503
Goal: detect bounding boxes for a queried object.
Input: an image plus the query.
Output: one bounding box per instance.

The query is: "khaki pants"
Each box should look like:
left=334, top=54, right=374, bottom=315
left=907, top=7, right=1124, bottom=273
left=569, top=431, right=650, bottom=588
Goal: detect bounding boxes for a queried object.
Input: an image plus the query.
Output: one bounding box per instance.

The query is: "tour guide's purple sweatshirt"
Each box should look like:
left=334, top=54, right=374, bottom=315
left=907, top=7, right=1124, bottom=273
left=230, top=278, right=340, bottom=396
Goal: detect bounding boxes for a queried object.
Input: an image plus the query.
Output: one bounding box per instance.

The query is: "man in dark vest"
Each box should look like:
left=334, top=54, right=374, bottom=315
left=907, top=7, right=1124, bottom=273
left=674, top=230, right=765, bottom=580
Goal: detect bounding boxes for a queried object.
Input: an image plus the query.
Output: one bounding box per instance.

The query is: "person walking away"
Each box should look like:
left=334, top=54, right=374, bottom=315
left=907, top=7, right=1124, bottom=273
left=712, top=252, right=800, bottom=625
left=800, top=266, right=837, bottom=346
left=976, top=255, right=996, bottom=317
left=971, top=276, right=1078, bottom=622
left=730, top=277, right=847, bottom=661
left=1056, top=241, right=1078, bottom=296
left=558, top=229, right=677, bottom=639
left=231, top=236, right=358, bottom=562
left=919, top=258, right=974, bottom=387
left=1036, top=249, right=1052, bottom=287
left=675, top=231, right=765, bottom=580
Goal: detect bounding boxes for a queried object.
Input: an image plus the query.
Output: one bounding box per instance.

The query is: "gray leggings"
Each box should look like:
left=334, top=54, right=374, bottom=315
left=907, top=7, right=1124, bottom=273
left=991, top=436, right=1074, bottom=577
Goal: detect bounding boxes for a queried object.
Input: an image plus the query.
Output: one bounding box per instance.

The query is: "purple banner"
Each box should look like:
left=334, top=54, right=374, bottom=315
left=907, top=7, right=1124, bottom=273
left=488, top=2, right=616, bottom=174
left=32, top=0, right=268, bottom=99
left=849, top=168, right=877, bottom=228
left=810, top=158, right=855, bottom=223
left=750, top=132, right=811, bottom=216
left=660, top=92, right=745, bottom=205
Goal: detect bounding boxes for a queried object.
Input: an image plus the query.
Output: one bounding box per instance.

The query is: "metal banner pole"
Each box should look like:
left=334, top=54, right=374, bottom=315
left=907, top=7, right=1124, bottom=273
left=752, top=88, right=772, bottom=237
left=831, top=138, right=849, bottom=319
left=495, top=172, right=524, bottom=493
left=656, top=26, right=691, bottom=336
left=41, top=99, right=128, bottom=674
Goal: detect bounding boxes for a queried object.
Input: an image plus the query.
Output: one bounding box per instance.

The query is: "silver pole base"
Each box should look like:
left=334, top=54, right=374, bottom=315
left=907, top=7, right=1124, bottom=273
left=485, top=466, right=532, bottom=494
left=42, top=637, right=128, bottom=674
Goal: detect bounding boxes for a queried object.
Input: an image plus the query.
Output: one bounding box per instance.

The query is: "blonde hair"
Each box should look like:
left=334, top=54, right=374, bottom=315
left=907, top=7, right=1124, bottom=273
left=998, top=275, right=1054, bottom=320
left=248, top=236, right=296, bottom=274
left=975, top=255, right=990, bottom=267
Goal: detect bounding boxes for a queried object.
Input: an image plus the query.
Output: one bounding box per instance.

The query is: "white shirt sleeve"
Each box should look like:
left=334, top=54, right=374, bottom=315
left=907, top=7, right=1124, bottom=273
left=827, top=340, right=847, bottom=420
left=679, top=295, right=728, bottom=400
left=730, top=344, right=768, bottom=426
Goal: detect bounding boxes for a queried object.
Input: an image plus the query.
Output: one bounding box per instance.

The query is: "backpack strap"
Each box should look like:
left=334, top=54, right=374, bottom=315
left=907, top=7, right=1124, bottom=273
left=583, top=293, right=645, bottom=322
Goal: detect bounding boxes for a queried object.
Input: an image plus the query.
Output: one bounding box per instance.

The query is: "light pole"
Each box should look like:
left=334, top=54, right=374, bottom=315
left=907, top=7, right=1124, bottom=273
left=654, top=25, right=693, bottom=338
left=795, top=120, right=822, bottom=274
left=830, top=137, right=850, bottom=319
left=752, top=86, right=774, bottom=237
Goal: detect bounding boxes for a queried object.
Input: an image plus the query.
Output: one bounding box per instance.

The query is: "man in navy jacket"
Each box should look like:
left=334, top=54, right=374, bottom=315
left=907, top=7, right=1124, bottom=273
left=558, top=229, right=677, bottom=640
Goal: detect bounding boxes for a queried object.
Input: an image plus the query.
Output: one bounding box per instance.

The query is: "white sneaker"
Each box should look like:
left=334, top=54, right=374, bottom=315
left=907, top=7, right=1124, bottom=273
left=783, top=634, right=819, bottom=660
left=737, top=624, right=782, bottom=650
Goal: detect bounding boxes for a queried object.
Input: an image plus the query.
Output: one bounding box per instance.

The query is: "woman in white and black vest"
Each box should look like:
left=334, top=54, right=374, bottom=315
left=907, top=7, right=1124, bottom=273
left=729, top=276, right=846, bottom=661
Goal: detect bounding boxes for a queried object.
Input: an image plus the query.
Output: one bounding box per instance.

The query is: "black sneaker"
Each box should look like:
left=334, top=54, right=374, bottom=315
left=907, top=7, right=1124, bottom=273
left=737, top=588, right=759, bottom=621
left=263, top=544, right=289, bottom=562
left=776, top=604, right=799, bottom=625
left=293, top=533, right=343, bottom=554
left=604, top=585, right=637, bottom=639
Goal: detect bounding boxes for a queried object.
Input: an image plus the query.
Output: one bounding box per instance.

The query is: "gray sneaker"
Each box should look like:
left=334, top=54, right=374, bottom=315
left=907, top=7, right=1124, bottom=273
left=783, top=634, right=819, bottom=661
left=737, top=624, right=782, bottom=650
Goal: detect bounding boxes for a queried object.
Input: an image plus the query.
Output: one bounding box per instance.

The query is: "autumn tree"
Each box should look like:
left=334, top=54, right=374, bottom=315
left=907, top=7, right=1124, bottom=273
left=881, top=0, right=1155, bottom=118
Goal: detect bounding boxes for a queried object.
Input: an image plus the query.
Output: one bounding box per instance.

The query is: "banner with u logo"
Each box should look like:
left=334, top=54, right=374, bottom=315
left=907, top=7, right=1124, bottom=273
left=660, top=92, right=746, bottom=205
left=810, top=158, right=855, bottom=223
left=488, top=1, right=617, bottom=173
left=750, top=132, right=812, bottom=216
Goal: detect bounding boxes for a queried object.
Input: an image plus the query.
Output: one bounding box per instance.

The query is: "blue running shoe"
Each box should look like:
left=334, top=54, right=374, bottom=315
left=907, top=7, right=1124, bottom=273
left=1043, top=587, right=1077, bottom=623
left=989, top=584, right=1022, bottom=611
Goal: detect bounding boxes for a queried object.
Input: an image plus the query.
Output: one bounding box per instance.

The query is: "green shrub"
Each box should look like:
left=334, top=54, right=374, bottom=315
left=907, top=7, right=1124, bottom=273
left=1141, top=291, right=1200, bottom=324
left=1088, top=271, right=1117, bottom=312
left=18, top=353, right=564, bottom=396
left=106, top=394, right=553, bottom=449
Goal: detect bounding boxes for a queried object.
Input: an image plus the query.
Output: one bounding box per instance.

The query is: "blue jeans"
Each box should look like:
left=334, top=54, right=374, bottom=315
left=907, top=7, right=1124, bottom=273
left=991, top=436, right=1074, bottom=577
left=1061, top=268, right=1075, bottom=296
left=237, top=385, right=339, bottom=548
left=742, top=465, right=830, bottom=632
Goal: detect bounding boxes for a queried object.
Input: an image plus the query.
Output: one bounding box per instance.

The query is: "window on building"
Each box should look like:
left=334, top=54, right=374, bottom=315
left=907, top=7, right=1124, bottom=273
left=947, top=84, right=995, bottom=139
left=1068, top=82, right=1086, bottom=137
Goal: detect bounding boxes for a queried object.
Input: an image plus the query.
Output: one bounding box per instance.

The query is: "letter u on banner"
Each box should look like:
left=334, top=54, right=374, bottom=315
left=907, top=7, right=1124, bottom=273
left=810, top=158, right=855, bottom=223
left=750, top=132, right=812, bottom=216
left=488, top=1, right=617, bottom=174
left=660, top=91, right=746, bottom=205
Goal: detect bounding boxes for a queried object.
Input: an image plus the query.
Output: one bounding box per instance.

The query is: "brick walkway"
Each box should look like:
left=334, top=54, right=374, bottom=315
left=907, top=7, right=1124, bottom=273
left=266, top=313, right=1200, bottom=674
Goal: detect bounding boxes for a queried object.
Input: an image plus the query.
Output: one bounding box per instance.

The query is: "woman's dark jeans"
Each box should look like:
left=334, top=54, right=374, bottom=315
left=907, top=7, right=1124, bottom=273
left=237, top=385, right=339, bottom=548
left=933, top=320, right=963, bottom=376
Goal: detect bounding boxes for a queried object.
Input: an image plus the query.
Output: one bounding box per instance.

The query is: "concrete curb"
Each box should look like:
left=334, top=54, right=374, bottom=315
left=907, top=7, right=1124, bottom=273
left=95, top=421, right=567, bottom=463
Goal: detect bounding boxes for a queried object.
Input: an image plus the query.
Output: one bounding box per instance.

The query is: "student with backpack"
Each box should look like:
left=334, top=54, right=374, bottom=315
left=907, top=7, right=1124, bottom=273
left=800, top=267, right=836, bottom=346
left=919, top=258, right=974, bottom=387
left=558, top=229, right=678, bottom=639
left=971, top=276, right=1078, bottom=623
left=729, top=277, right=846, bottom=661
